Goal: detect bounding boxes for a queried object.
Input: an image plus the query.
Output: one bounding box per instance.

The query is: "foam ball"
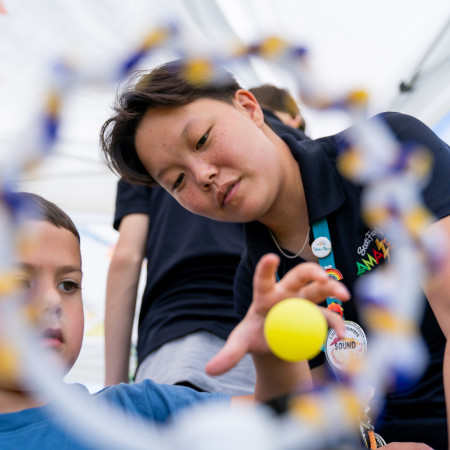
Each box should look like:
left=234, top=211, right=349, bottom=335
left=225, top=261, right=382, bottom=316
left=264, top=298, right=327, bottom=362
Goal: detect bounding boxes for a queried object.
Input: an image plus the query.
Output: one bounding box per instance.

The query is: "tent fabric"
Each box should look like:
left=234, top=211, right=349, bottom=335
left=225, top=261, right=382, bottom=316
left=1, top=1, right=449, bottom=216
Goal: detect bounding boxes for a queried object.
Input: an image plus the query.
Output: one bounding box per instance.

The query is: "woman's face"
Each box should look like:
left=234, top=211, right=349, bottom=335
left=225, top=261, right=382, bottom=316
left=135, top=90, right=286, bottom=223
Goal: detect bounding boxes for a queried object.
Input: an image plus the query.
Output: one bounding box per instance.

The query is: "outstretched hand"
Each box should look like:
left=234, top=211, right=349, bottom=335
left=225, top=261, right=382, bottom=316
left=382, top=443, right=433, bottom=450
left=206, top=253, right=350, bottom=376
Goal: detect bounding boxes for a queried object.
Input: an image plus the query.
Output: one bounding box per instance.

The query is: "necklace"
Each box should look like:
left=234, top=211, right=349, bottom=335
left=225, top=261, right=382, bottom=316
left=269, top=227, right=310, bottom=259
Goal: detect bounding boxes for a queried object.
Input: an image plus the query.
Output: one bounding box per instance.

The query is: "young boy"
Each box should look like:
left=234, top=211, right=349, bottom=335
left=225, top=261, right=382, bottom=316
left=0, top=192, right=349, bottom=449
left=99, top=60, right=450, bottom=449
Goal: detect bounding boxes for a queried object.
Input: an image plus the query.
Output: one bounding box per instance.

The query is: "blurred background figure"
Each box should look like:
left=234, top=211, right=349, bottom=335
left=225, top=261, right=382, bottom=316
left=249, top=84, right=309, bottom=140
left=104, top=179, right=256, bottom=395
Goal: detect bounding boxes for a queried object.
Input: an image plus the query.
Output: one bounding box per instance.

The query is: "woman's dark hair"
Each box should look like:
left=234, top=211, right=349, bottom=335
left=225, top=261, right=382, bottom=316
left=100, top=59, right=242, bottom=186
left=6, top=191, right=80, bottom=242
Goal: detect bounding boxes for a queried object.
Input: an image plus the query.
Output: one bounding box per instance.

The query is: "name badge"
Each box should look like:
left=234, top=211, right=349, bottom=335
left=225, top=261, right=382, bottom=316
left=325, top=321, right=367, bottom=371
left=311, top=236, right=332, bottom=258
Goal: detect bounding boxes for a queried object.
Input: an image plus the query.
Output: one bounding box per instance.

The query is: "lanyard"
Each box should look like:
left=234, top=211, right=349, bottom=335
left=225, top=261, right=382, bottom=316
left=272, top=217, right=368, bottom=377
left=312, top=222, right=377, bottom=447
left=311, top=217, right=344, bottom=318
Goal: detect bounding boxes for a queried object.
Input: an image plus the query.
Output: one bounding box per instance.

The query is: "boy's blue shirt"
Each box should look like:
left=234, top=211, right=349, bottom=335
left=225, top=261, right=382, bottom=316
left=0, top=379, right=229, bottom=449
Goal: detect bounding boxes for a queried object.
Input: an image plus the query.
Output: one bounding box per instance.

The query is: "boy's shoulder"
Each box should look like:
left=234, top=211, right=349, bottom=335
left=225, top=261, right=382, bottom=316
left=93, top=380, right=230, bottom=423
left=0, top=381, right=229, bottom=449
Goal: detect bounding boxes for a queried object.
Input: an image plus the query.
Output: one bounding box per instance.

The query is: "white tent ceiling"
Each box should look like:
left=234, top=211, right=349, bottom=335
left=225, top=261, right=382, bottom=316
left=389, top=18, right=450, bottom=142
left=1, top=0, right=449, bottom=216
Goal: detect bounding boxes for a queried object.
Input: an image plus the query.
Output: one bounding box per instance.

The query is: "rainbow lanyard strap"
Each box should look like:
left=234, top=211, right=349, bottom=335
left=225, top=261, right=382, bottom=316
left=312, top=219, right=379, bottom=449
left=311, top=217, right=344, bottom=319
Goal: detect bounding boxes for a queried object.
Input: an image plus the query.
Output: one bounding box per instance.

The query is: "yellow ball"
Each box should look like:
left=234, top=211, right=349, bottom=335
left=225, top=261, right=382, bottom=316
left=264, top=298, right=327, bottom=362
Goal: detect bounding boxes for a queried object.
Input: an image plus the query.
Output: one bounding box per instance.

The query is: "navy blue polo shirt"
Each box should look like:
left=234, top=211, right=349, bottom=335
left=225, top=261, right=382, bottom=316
left=234, top=112, right=450, bottom=449
left=114, top=181, right=245, bottom=367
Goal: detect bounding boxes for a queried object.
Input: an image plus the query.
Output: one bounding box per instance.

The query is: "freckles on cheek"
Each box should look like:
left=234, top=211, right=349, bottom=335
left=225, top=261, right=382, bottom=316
left=178, top=192, right=206, bottom=216
left=213, top=141, right=232, bottom=163
left=178, top=195, right=197, bottom=214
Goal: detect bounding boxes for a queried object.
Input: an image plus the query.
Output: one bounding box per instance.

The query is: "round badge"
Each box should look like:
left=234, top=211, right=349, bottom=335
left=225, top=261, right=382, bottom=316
left=325, top=321, right=367, bottom=371
left=311, top=236, right=332, bottom=258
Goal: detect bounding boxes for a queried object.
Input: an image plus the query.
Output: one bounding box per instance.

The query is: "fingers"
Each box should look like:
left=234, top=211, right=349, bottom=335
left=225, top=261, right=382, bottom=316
left=268, top=255, right=350, bottom=303
left=205, top=325, right=249, bottom=376
left=299, top=277, right=350, bottom=304
left=280, top=261, right=329, bottom=292
left=208, top=255, right=351, bottom=378
left=383, top=443, right=433, bottom=450
left=320, top=307, right=346, bottom=339
left=252, top=253, right=280, bottom=297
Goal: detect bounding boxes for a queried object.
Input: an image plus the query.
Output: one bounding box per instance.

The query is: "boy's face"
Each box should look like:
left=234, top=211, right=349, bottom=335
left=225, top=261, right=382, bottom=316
left=135, top=90, right=285, bottom=223
left=15, top=220, right=84, bottom=376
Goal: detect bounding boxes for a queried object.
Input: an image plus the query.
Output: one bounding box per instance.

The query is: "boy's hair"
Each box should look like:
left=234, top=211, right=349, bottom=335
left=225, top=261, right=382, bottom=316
left=7, top=192, right=80, bottom=242
left=249, top=84, right=305, bottom=130
left=100, top=59, right=242, bottom=186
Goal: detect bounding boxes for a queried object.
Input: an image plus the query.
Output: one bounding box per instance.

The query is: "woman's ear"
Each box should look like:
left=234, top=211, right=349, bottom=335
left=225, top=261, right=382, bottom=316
left=233, top=89, right=265, bottom=126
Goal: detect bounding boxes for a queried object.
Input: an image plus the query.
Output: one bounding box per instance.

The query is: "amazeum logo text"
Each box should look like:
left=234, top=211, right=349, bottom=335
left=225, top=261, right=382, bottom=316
left=356, top=229, right=391, bottom=277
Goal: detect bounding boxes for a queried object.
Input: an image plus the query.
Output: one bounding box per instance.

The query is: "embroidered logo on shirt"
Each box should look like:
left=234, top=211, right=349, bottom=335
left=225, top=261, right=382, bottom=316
left=356, top=229, right=392, bottom=277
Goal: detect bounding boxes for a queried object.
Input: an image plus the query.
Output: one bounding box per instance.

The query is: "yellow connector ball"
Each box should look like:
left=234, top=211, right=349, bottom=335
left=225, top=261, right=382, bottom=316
left=264, top=298, right=327, bottom=362
left=183, top=59, right=214, bottom=86
left=0, top=341, right=20, bottom=385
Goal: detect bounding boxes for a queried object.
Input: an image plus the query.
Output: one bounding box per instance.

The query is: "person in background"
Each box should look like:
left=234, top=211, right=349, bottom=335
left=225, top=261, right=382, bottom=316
left=249, top=84, right=309, bottom=140
left=104, top=179, right=255, bottom=394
